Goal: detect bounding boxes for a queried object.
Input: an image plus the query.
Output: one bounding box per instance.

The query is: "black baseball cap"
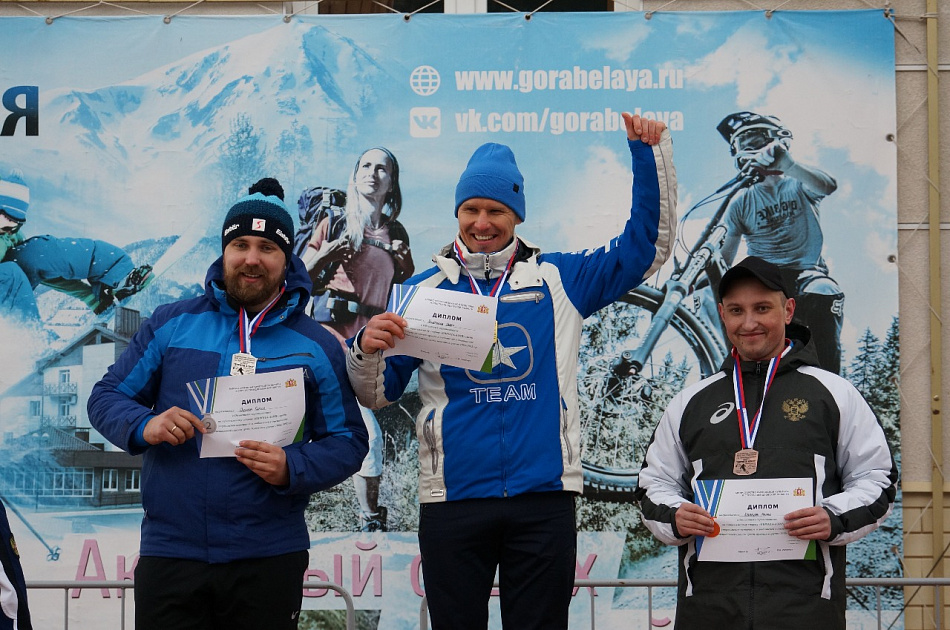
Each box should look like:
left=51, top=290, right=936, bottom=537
left=718, top=256, right=792, bottom=302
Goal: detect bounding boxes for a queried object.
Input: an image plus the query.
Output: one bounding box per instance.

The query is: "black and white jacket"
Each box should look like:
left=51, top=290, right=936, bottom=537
left=635, top=325, right=897, bottom=630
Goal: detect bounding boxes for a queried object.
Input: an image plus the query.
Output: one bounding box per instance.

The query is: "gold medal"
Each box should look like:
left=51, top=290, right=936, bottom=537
left=733, top=448, right=758, bottom=476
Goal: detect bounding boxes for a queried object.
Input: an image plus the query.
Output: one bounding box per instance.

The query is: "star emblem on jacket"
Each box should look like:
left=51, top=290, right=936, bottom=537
left=492, top=338, right=526, bottom=369
left=782, top=398, right=809, bottom=422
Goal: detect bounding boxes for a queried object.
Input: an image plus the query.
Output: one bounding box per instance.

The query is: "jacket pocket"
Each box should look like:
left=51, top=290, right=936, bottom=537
left=500, top=291, right=545, bottom=304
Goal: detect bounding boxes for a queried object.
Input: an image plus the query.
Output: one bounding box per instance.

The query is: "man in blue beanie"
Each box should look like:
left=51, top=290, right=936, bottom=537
left=347, top=112, right=677, bottom=629
left=88, top=191, right=367, bottom=630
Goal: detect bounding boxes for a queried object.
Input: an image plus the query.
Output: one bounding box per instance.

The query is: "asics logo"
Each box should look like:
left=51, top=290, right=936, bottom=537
left=710, top=402, right=735, bottom=425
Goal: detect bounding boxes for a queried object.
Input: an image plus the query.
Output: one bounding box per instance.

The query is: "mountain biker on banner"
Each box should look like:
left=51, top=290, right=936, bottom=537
left=0, top=171, right=153, bottom=325
left=717, top=111, right=843, bottom=374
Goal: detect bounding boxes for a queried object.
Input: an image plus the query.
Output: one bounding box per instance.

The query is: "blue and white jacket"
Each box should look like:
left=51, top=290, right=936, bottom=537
left=87, top=255, right=367, bottom=563
left=347, top=133, right=676, bottom=503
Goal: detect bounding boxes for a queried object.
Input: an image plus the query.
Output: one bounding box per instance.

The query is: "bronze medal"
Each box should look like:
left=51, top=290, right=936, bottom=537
left=733, top=448, right=758, bottom=476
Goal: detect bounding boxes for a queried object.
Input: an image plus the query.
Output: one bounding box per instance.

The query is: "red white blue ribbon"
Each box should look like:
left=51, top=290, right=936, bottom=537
left=731, top=342, right=791, bottom=450
left=238, top=286, right=286, bottom=356
left=453, top=241, right=518, bottom=297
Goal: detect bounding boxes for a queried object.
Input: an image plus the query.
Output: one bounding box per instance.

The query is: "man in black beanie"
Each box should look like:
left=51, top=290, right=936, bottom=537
left=88, top=191, right=367, bottom=630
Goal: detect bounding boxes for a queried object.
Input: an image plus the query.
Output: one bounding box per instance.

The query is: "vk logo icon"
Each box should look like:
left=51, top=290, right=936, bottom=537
left=410, top=107, right=441, bottom=138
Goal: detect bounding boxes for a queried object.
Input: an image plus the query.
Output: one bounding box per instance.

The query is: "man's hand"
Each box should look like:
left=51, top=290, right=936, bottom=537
left=357, top=312, right=408, bottom=354
left=235, top=440, right=289, bottom=486
left=675, top=502, right=717, bottom=537
left=784, top=506, right=832, bottom=541
left=622, top=112, right=667, bottom=146
left=143, top=406, right=206, bottom=446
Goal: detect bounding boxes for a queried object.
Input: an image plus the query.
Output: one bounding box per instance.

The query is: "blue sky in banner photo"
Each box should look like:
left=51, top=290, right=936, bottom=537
left=0, top=10, right=896, bottom=362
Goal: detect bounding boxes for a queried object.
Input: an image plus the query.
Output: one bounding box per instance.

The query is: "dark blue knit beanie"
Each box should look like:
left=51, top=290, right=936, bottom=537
left=221, top=192, right=294, bottom=261
left=455, top=143, right=526, bottom=221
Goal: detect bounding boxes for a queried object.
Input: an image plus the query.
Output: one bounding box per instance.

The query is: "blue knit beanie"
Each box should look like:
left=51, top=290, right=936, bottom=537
left=0, top=172, right=29, bottom=222
left=455, top=143, right=526, bottom=221
left=221, top=192, right=294, bottom=261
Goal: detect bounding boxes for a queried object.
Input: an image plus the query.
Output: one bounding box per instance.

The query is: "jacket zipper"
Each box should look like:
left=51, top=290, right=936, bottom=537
left=499, top=291, right=544, bottom=303
left=422, top=410, right=439, bottom=474
left=561, top=397, right=573, bottom=463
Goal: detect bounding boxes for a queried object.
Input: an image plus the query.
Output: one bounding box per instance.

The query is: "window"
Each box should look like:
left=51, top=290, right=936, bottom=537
left=125, top=469, right=141, bottom=492
left=102, top=469, right=118, bottom=492
left=58, top=369, right=70, bottom=384
left=59, top=401, right=71, bottom=417
left=3, top=469, right=93, bottom=498
left=29, top=400, right=41, bottom=416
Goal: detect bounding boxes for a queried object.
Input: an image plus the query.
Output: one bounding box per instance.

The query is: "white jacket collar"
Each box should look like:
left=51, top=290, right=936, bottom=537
left=432, top=235, right=542, bottom=289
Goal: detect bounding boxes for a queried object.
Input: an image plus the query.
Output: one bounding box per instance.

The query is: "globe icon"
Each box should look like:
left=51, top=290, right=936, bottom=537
left=410, top=66, right=441, bottom=97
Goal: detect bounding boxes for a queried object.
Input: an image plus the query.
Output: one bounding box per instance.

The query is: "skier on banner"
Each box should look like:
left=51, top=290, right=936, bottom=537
left=0, top=171, right=153, bottom=326
left=716, top=111, right=843, bottom=374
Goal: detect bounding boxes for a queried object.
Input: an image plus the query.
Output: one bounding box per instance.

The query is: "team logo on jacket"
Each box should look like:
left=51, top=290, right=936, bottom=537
left=465, top=323, right=535, bottom=404
left=782, top=398, right=809, bottom=422
left=709, top=402, right=734, bottom=425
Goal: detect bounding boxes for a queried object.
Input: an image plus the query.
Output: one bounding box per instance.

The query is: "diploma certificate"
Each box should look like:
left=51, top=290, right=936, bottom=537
left=383, top=284, right=497, bottom=372
left=186, top=368, right=306, bottom=458
left=694, top=477, right=816, bottom=562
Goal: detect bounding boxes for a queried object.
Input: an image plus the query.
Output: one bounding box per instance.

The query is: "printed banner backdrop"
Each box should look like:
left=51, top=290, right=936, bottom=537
left=0, top=10, right=899, bottom=628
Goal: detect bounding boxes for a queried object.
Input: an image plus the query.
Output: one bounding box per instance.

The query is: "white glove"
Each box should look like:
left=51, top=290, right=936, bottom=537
left=749, top=140, right=793, bottom=172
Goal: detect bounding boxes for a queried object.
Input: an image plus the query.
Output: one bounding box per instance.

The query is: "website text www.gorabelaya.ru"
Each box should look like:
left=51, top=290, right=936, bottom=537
left=450, top=66, right=684, bottom=135
left=454, top=66, right=685, bottom=92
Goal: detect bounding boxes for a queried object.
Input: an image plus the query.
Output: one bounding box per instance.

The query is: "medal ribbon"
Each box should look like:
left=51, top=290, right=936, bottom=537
left=238, top=286, right=286, bottom=356
left=693, top=479, right=723, bottom=516
left=186, top=378, right=214, bottom=415
left=731, top=342, right=791, bottom=450
left=453, top=241, right=518, bottom=297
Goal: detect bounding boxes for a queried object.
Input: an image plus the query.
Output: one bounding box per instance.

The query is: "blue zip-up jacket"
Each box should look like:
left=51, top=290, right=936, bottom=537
left=347, top=132, right=676, bottom=503
left=87, top=255, right=367, bottom=562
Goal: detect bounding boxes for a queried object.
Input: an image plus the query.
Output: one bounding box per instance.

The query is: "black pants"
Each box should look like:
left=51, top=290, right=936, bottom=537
left=134, top=551, right=309, bottom=630
left=419, top=492, right=577, bottom=630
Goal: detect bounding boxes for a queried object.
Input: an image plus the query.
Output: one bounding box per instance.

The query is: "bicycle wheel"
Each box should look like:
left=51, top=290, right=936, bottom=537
left=579, top=284, right=725, bottom=501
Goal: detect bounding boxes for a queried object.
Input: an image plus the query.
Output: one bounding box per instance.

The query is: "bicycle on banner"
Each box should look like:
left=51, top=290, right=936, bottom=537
left=579, top=172, right=759, bottom=500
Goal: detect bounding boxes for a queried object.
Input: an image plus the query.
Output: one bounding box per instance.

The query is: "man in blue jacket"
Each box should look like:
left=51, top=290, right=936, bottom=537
left=87, top=192, right=368, bottom=630
left=347, top=112, right=676, bottom=630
